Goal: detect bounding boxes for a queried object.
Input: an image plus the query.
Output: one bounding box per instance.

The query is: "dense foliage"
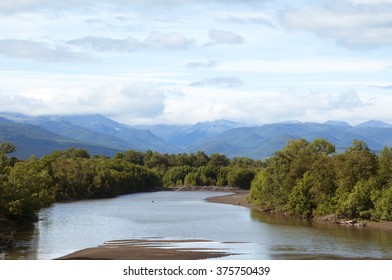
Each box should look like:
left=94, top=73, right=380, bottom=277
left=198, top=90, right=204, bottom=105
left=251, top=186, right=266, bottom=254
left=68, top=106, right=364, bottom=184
left=2, top=137, right=392, bottom=227
left=249, top=138, right=392, bottom=221
left=0, top=144, right=261, bottom=223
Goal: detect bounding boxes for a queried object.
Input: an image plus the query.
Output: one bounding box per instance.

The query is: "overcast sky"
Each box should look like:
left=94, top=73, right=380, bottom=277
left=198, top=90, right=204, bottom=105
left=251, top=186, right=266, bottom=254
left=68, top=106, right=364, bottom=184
left=1, top=0, right=391, bottom=125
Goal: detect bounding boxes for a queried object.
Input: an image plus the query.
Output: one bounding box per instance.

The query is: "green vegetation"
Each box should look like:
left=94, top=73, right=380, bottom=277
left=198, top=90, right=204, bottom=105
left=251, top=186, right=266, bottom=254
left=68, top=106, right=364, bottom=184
left=0, top=144, right=261, bottom=225
left=2, top=136, right=392, bottom=247
left=249, top=138, right=392, bottom=221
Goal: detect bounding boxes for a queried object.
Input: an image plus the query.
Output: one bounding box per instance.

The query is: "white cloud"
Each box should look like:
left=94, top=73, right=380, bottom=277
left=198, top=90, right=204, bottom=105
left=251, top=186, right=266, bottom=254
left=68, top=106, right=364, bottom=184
left=0, top=0, right=56, bottom=13
left=0, top=39, right=92, bottom=62
left=68, top=33, right=194, bottom=52
left=161, top=85, right=391, bottom=125
left=1, top=0, right=391, bottom=127
left=220, top=15, right=276, bottom=28
left=0, top=83, right=166, bottom=119
left=186, top=60, right=217, bottom=69
left=68, top=36, right=142, bottom=52
left=190, top=77, right=244, bottom=88
left=350, top=0, right=392, bottom=4
left=207, top=29, right=244, bottom=46
left=144, top=32, right=194, bottom=50
left=282, top=0, right=392, bottom=48
left=0, top=0, right=268, bottom=13
left=216, top=58, right=390, bottom=74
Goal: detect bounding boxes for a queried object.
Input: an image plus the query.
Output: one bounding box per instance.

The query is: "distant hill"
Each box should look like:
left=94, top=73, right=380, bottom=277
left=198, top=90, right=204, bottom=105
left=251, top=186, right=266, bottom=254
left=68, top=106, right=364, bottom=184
left=0, top=117, right=120, bottom=159
left=2, top=112, right=392, bottom=160
left=187, top=121, right=392, bottom=159
left=324, top=120, right=351, bottom=127
left=50, top=115, right=180, bottom=153
left=0, top=113, right=180, bottom=155
left=136, top=120, right=244, bottom=148
left=355, top=120, right=392, bottom=128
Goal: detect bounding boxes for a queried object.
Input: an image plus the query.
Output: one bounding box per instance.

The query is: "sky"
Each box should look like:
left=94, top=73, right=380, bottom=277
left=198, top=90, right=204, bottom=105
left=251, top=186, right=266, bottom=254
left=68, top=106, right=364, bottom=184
left=0, top=0, right=391, bottom=125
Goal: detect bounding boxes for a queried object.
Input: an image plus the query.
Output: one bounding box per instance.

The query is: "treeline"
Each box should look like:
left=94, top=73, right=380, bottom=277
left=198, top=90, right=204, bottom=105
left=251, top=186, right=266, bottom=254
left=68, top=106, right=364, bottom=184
left=0, top=144, right=262, bottom=223
left=249, top=138, right=392, bottom=221
left=2, top=137, right=392, bottom=226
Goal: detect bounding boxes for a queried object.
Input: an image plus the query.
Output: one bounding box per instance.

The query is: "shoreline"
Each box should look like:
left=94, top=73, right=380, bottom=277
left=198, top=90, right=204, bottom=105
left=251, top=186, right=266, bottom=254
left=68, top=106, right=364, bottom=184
left=57, top=239, right=232, bottom=260
left=206, top=189, right=392, bottom=233
left=58, top=187, right=392, bottom=260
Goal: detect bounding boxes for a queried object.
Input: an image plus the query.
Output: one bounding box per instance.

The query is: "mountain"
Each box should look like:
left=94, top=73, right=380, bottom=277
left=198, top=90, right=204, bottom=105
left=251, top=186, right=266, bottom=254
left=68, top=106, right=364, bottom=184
left=135, top=120, right=244, bottom=148
left=355, top=120, right=392, bottom=128
left=0, top=113, right=180, bottom=154
left=3, top=112, right=392, bottom=160
left=187, top=121, right=392, bottom=159
left=56, top=115, right=180, bottom=153
left=0, top=117, right=120, bottom=159
left=324, top=120, right=351, bottom=127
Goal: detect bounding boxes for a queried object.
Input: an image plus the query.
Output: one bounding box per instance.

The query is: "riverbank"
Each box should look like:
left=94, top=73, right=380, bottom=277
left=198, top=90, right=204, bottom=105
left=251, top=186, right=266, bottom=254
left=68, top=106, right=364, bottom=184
left=0, top=220, right=16, bottom=253
left=57, top=188, right=392, bottom=260
left=58, top=239, right=232, bottom=260
left=207, top=190, right=392, bottom=233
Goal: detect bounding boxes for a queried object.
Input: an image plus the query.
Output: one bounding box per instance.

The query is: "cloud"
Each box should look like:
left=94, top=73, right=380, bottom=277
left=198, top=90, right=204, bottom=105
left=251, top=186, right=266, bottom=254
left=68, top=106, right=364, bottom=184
left=186, top=60, right=216, bottom=69
left=365, top=84, right=392, bottom=90
left=163, top=87, right=383, bottom=125
left=0, top=39, right=92, bottom=62
left=0, top=0, right=57, bottom=13
left=217, top=58, right=389, bottom=74
left=221, top=16, right=276, bottom=28
left=144, top=32, right=194, bottom=50
left=330, top=90, right=366, bottom=109
left=0, top=83, right=166, bottom=119
left=229, top=90, right=373, bottom=124
left=190, top=77, right=244, bottom=88
left=68, top=33, right=194, bottom=52
left=207, top=29, right=244, bottom=46
left=68, top=36, right=142, bottom=52
left=282, top=0, right=392, bottom=48
left=0, top=0, right=268, bottom=13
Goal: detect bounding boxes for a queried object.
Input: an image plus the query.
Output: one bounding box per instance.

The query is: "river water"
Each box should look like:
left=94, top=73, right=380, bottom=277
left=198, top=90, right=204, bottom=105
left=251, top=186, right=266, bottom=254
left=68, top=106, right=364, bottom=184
left=6, top=191, right=392, bottom=260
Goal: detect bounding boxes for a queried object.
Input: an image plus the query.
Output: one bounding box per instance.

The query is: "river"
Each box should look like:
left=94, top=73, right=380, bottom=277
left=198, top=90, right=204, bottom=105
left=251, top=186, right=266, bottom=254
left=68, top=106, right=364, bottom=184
left=5, top=191, right=392, bottom=260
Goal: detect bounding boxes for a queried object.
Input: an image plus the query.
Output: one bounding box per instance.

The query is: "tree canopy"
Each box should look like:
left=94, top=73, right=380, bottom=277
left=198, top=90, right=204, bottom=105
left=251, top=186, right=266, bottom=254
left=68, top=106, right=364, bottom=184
left=249, top=138, right=392, bottom=221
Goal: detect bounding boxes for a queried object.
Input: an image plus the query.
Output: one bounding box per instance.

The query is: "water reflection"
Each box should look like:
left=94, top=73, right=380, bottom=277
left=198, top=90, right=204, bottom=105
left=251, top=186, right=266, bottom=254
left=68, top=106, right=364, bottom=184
left=5, top=191, right=392, bottom=260
left=250, top=209, right=392, bottom=259
left=7, top=223, right=38, bottom=260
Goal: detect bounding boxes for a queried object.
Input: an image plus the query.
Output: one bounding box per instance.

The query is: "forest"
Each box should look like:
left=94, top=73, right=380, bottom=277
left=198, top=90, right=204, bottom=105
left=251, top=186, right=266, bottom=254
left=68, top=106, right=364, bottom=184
left=1, top=138, right=392, bottom=250
left=0, top=143, right=262, bottom=222
left=249, top=138, right=392, bottom=221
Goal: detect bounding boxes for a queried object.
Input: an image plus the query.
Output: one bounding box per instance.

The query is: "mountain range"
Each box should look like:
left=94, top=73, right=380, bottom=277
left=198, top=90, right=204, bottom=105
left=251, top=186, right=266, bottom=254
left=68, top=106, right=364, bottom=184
left=1, top=112, right=392, bottom=159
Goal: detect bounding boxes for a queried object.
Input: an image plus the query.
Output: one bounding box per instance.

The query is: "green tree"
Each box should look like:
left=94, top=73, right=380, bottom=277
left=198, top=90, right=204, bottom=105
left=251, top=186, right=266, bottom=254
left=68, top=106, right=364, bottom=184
left=288, top=172, right=316, bottom=218
left=0, top=143, right=16, bottom=155
left=227, top=167, right=255, bottom=189
left=374, top=185, right=392, bottom=221
left=378, top=146, right=392, bottom=185
left=338, top=179, right=376, bottom=219
left=333, top=140, right=378, bottom=216
left=2, top=158, right=55, bottom=221
left=209, top=153, right=230, bottom=168
left=163, top=166, right=195, bottom=187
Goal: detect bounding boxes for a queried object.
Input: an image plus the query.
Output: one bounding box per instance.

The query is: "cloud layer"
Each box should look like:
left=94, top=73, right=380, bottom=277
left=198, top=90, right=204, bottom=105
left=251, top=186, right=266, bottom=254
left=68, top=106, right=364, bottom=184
left=69, top=33, right=195, bottom=53
left=0, top=40, right=92, bottom=62
left=282, top=0, right=392, bottom=48
left=0, top=0, right=391, bottom=125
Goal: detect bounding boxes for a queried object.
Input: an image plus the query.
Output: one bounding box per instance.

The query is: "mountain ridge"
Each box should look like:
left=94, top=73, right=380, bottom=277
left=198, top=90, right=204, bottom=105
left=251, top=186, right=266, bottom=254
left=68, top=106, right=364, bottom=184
left=2, top=112, right=392, bottom=159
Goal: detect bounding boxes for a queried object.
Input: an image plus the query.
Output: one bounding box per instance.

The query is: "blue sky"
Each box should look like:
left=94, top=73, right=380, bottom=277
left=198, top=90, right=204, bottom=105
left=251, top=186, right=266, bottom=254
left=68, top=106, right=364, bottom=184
left=0, top=0, right=391, bottom=125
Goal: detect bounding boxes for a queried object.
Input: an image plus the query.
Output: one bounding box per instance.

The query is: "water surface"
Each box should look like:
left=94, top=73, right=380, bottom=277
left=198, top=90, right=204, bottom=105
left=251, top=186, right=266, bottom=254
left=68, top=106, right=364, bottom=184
left=6, top=191, right=392, bottom=259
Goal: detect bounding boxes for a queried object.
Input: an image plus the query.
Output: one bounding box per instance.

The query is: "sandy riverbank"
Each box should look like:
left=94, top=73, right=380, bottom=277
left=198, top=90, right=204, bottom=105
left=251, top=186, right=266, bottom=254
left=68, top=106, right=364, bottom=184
left=206, top=189, right=250, bottom=208
left=58, top=239, right=231, bottom=260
